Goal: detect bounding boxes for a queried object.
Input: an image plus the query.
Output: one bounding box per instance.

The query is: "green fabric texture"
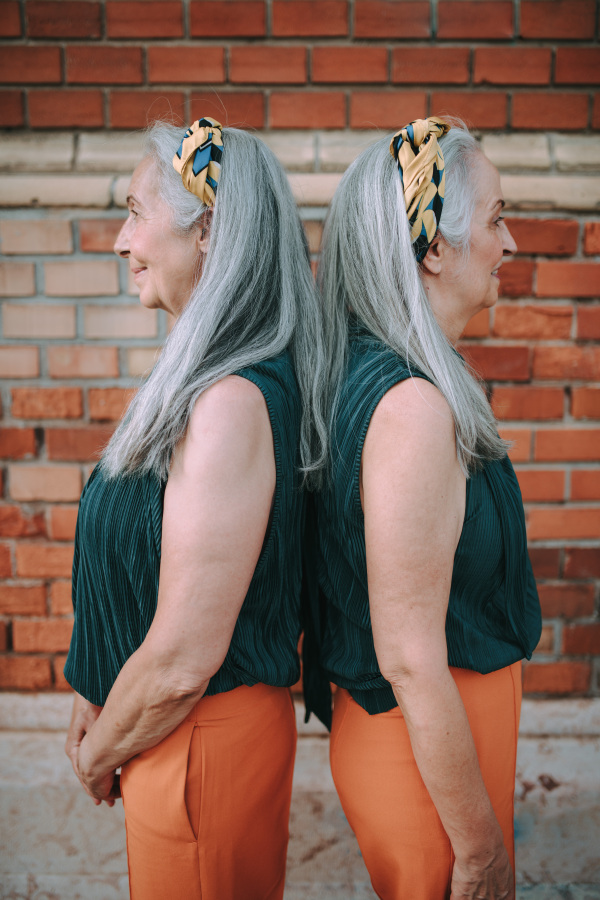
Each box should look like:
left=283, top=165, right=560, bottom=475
left=316, top=330, right=542, bottom=715
left=64, top=352, right=304, bottom=706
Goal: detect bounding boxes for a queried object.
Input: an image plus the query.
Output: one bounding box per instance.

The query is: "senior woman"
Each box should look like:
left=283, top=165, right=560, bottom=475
left=311, top=118, right=542, bottom=899
left=63, top=118, right=326, bottom=900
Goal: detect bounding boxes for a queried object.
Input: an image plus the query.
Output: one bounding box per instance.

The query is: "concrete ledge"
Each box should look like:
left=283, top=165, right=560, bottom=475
left=3, top=693, right=600, bottom=735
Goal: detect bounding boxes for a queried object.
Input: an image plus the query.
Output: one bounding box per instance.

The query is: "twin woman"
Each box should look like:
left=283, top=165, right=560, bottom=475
left=64, top=116, right=541, bottom=900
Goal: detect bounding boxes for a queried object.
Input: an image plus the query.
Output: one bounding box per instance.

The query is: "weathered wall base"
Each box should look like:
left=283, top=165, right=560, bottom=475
left=0, top=695, right=598, bottom=900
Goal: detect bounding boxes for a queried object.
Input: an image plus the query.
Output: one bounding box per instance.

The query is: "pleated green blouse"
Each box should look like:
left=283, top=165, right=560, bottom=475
left=64, top=352, right=303, bottom=707
left=316, top=329, right=542, bottom=716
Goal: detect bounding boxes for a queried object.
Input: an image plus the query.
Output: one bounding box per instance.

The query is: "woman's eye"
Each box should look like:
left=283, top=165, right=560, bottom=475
left=494, top=216, right=504, bottom=227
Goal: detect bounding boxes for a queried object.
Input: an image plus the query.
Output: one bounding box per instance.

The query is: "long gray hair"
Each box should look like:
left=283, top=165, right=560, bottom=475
left=102, top=124, right=328, bottom=484
left=318, top=123, right=507, bottom=474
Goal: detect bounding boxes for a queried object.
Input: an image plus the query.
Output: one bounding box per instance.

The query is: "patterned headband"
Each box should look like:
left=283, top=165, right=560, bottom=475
left=389, top=116, right=451, bottom=263
left=172, top=117, right=224, bottom=207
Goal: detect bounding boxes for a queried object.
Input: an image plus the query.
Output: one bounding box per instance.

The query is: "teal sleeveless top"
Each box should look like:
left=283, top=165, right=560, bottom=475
left=315, top=330, right=541, bottom=716
left=64, top=353, right=303, bottom=707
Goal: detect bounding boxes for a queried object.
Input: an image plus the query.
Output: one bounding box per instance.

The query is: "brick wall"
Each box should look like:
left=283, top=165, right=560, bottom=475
left=0, top=0, right=599, bottom=696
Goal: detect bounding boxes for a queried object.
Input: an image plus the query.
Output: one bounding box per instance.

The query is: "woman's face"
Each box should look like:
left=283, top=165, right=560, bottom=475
left=424, top=153, right=517, bottom=341
left=114, top=157, right=201, bottom=317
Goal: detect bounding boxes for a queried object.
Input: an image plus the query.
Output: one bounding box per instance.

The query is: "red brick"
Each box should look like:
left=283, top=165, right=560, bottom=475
left=498, top=428, right=532, bottom=461
left=53, top=654, right=71, bottom=690
left=13, top=618, right=73, bottom=653
left=0, top=506, right=45, bottom=538
left=0, top=428, right=36, bottom=459
left=190, top=1, right=265, bottom=36
left=16, top=543, right=74, bottom=578
left=0, top=544, right=12, bottom=578
left=537, top=262, right=599, bottom=299
left=535, top=429, right=600, bottom=461
left=350, top=91, right=427, bottom=129
left=492, top=387, right=564, bottom=421
left=474, top=48, right=551, bottom=85
left=107, top=1, right=183, bottom=37
left=50, top=581, right=72, bottom=615
left=523, top=661, right=591, bottom=694
left=88, top=387, right=135, bottom=421
left=459, top=345, right=530, bottom=381
left=515, top=469, right=565, bottom=502
left=584, top=223, right=600, bottom=256
left=556, top=48, right=600, bottom=85
left=506, top=218, right=579, bottom=257
left=538, top=583, right=595, bottom=618
left=148, top=47, right=225, bottom=84
left=493, top=305, right=572, bottom=340
left=49, top=506, right=78, bottom=541
left=520, top=1, right=595, bottom=39
left=564, top=547, right=600, bottom=579
left=354, top=1, right=429, bottom=38
left=0, top=1, right=21, bottom=36
left=27, top=1, right=101, bottom=38
left=437, top=1, right=513, bottom=38
left=533, top=624, right=554, bottom=653
left=594, top=94, right=600, bottom=130
left=0, top=346, right=39, bottom=379
left=273, top=1, right=347, bottom=36
left=563, top=624, right=600, bottom=655
left=533, top=347, right=600, bottom=381
left=312, top=47, right=387, bottom=84
left=392, top=47, right=469, bottom=85
left=572, top=387, right=600, bottom=419
left=9, top=465, right=81, bottom=503
left=512, top=93, right=589, bottom=130
left=78, top=219, right=124, bottom=253
left=430, top=91, right=507, bottom=129
left=29, top=90, right=104, bottom=128
left=527, top=507, right=600, bottom=540
left=48, top=346, right=119, bottom=379
left=46, top=426, right=114, bottom=461
left=0, top=90, right=24, bottom=126
left=498, top=260, right=534, bottom=297
left=0, top=47, right=61, bottom=84
left=0, top=585, right=46, bottom=616
left=0, top=621, right=7, bottom=652
left=0, top=657, right=51, bottom=690
left=190, top=91, right=265, bottom=129
left=67, top=46, right=143, bottom=85
left=571, top=470, right=600, bottom=501
left=231, top=46, right=307, bottom=85
left=528, top=547, right=560, bottom=579
left=11, top=387, right=83, bottom=420
left=109, top=90, right=186, bottom=128
left=270, top=91, right=345, bottom=129
left=461, top=309, right=489, bottom=338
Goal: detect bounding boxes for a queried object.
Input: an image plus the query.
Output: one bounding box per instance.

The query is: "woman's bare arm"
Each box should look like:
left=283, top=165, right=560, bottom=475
left=73, top=375, right=275, bottom=799
left=362, top=377, right=513, bottom=900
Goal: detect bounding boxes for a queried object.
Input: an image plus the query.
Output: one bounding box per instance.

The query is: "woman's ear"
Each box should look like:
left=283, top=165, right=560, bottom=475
left=197, top=208, right=213, bottom=255
left=421, top=235, right=444, bottom=276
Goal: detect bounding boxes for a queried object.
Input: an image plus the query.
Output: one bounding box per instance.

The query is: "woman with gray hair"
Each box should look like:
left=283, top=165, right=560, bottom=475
left=311, top=119, right=541, bottom=898
left=63, top=118, right=326, bottom=900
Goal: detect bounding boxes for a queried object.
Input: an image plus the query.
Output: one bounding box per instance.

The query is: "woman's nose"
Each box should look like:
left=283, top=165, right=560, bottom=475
left=114, top=218, right=130, bottom=258
left=501, top=221, right=517, bottom=257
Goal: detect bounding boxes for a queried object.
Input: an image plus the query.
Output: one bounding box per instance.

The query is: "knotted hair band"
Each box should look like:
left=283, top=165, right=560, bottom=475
left=173, top=117, right=223, bottom=207
left=389, top=116, right=451, bottom=263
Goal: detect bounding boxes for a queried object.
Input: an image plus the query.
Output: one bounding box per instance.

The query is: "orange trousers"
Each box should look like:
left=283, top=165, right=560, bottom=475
left=330, top=662, right=522, bottom=900
left=120, top=683, right=297, bottom=900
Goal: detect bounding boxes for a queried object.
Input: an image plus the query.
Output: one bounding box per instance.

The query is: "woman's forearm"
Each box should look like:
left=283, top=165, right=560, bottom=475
left=79, top=643, right=209, bottom=780
left=390, top=667, right=505, bottom=864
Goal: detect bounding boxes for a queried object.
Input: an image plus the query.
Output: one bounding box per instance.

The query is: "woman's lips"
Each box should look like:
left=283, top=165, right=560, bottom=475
left=132, top=267, right=146, bottom=281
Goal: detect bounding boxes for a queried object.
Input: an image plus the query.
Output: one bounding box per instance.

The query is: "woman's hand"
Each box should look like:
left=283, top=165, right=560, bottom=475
left=450, top=847, right=514, bottom=900
left=65, top=692, right=120, bottom=806
left=76, top=735, right=121, bottom=807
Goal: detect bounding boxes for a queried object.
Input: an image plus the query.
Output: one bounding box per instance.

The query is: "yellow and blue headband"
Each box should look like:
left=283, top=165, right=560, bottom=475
left=390, top=116, right=451, bottom=263
left=173, top=117, right=223, bottom=207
